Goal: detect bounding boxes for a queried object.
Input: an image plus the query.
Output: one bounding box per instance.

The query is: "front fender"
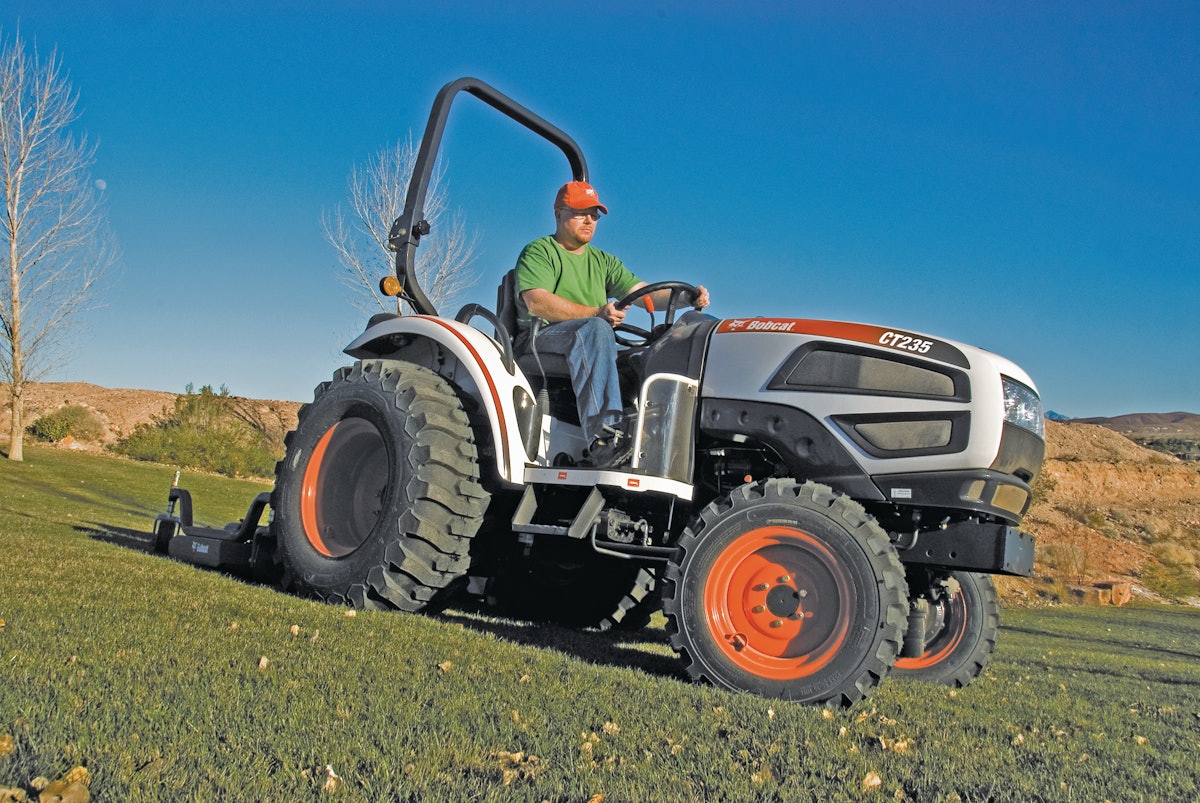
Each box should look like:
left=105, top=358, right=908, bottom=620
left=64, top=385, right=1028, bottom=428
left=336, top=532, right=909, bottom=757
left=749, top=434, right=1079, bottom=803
left=344, top=315, right=537, bottom=484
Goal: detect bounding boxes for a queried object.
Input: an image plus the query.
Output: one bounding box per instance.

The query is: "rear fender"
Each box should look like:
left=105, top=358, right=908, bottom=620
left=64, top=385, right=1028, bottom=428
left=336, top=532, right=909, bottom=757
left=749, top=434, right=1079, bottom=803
left=344, top=315, right=538, bottom=484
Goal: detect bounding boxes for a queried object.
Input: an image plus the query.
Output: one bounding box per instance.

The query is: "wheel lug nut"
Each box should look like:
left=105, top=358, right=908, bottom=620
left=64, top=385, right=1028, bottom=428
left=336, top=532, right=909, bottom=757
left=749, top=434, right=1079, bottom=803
left=770, top=620, right=783, bottom=628
left=798, top=589, right=808, bottom=598
left=752, top=605, right=765, bottom=613
left=752, top=583, right=769, bottom=591
left=778, top=575, right=791, bottom=584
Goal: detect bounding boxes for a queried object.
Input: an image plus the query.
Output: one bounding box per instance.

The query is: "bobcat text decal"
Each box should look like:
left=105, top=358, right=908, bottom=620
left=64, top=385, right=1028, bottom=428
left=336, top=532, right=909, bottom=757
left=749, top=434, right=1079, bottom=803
left=716, top=318, right=970, bottom=368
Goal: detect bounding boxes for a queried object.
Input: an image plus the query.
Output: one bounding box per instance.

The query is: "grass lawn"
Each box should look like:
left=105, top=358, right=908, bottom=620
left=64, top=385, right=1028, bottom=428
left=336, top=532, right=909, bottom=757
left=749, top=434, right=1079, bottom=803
left=2, top=445, right=1198, bottom=801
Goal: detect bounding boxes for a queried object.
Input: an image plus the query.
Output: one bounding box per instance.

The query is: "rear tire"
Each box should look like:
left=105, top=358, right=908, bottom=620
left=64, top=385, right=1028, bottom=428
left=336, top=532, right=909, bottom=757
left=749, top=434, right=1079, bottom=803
left=893, top=570, right=998, bottom=687
left=272, top=360, right=488, bottom=611
left=663, top=479, right=907, bottom=707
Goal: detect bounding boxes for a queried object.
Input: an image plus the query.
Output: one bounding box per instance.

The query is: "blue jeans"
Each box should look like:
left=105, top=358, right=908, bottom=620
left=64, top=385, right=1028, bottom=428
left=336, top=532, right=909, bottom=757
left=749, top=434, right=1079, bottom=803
left=525, top=317, right=623, bottom=441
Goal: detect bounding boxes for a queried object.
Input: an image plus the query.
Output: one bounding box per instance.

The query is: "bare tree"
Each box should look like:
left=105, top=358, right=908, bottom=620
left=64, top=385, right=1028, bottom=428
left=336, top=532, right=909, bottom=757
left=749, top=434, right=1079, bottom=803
left=1, top=30, right=116, bottom=461
left=323, top=137, right=479, bottom=316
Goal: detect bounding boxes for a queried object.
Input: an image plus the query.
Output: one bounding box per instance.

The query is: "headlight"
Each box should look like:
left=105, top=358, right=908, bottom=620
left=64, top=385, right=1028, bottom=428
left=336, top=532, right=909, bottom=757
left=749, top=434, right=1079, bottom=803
left=1002, top=377, right=1044, bottom=439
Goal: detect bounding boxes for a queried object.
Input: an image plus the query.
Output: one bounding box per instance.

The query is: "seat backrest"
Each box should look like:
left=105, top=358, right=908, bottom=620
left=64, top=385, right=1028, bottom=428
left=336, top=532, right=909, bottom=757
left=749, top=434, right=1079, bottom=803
left=497, top=269, right=518, bottom=339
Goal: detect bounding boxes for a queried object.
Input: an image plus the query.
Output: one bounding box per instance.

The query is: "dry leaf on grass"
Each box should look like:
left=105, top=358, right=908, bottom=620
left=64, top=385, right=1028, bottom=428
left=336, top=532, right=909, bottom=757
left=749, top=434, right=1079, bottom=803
left=494, top=751, right=540, bottom=786
left=0, top=734, right=12, bottom=756
left=863, top=771, right=883, bottom=791
left=34, top=767, right=90, bottom=803
left=322, top=765, right=343, bottom=793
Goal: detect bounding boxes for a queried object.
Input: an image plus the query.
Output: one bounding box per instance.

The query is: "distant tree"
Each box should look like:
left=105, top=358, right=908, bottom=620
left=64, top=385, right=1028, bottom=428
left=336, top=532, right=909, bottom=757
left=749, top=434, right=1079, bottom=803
left=1, top=30, right=116, bottom=461
left=322, top=137, right=479, bottom=316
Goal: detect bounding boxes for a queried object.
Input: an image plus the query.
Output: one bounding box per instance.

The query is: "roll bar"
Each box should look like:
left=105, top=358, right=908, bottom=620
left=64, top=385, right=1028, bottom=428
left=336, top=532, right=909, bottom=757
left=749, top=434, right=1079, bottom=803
left=386, top=77, right=589, bottom=316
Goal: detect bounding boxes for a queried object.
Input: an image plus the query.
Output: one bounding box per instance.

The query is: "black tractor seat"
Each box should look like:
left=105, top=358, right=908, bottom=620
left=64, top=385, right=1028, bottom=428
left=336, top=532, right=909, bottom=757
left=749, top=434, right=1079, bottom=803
left=497, top=270, right=572, bottom=379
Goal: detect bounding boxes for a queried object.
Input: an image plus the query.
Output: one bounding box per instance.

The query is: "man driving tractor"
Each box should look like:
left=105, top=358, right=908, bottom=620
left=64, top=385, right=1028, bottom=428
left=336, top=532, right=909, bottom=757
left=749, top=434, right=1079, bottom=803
left=513, top=180, right=711, bottom=467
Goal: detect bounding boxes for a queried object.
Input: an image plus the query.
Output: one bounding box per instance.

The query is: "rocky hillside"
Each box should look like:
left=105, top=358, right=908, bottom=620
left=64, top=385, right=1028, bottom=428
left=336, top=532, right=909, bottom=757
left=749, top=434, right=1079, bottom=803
left=1006, top=421, right=1200, bottom=605
left=0, top=382, right=301, bottom=449
left=4, top=383, right=1198, bottom=605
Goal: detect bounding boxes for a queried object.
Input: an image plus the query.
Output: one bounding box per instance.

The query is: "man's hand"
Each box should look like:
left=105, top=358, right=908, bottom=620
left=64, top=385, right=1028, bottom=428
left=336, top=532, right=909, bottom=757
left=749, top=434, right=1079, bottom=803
left=596, top=300, right=627, bottom=327
left=691, top=285, right=711, bottom=310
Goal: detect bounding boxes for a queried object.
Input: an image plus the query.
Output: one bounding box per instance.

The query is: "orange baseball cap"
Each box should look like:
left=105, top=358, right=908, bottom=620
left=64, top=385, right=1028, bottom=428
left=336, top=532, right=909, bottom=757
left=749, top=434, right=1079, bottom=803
left=554, top=181, right=608, bottom=214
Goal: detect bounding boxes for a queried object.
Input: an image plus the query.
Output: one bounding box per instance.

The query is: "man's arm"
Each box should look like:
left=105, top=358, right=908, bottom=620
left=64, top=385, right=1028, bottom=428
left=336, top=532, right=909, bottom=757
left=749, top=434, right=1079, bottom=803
left=522, top=288, right=629, bottom=326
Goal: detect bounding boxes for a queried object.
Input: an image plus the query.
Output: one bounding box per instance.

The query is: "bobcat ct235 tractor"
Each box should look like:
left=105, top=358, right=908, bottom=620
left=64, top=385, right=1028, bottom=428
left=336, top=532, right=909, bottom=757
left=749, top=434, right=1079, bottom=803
left=153, top=77, right=1045, bottom=707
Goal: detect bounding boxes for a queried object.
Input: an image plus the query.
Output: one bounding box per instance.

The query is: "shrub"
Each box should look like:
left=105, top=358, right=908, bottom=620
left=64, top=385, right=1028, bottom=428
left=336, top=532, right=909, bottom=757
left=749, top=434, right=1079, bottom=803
left=1143, top=562, right=1200, bottom=599
left=27, top=405, right=105, bottom=443
left=1153, top=541, right=1197, bottom=568
left=1029, top=468, right=1058, bottom=505
left=112, top=384, right=278, bottom=478
left=1039, top=542, right=1087, bottom=577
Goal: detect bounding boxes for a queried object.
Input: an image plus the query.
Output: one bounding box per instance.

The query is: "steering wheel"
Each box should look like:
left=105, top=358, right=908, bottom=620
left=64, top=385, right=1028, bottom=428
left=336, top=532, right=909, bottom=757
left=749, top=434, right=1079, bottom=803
left=612, top=280, right=703, bottom=347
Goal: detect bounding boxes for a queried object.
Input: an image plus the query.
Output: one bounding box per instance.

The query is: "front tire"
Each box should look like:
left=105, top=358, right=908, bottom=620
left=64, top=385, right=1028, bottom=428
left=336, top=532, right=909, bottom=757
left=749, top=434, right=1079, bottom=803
left=893, top=570, right=998, bottom=687
left=272, top=360, right=488, bottom=611
left=663, top=479, right=907, bottom=707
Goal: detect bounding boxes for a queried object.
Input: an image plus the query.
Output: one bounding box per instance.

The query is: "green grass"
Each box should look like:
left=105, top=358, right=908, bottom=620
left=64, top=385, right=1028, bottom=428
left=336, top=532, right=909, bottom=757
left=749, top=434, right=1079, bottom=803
left=2, top=446, right=1199, bottom=801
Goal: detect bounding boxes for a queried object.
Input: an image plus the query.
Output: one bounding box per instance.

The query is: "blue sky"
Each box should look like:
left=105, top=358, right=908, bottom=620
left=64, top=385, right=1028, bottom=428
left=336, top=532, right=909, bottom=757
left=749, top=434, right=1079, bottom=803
left=4, top=1, right=1197, bottom=417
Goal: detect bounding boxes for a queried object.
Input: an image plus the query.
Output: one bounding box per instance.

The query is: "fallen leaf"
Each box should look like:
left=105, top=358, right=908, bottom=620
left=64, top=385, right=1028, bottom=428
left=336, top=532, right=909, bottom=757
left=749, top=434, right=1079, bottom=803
left=36, top=779, right=89, bottom=802
left=602, top=721, right=620, bottom=736
left=863, top=771, right=883, bottom=791
left=344, top=610, right=357, bottom=617
left=258, top=656, right=271, bottom=671
left=437, top=661, right=453, bottom=674
left=1135, top=735, right=1147, bottom=745
left=0, top=734, right=12, bottom=756
left=586, top=795, right=605, bottom=803
left=322, top=765, right=344, bottom=793
left=61, top=768, right=89, bottom=788
left=290, top=625, right=301, bottom=636
left=0, top=788, right=26, bottom=802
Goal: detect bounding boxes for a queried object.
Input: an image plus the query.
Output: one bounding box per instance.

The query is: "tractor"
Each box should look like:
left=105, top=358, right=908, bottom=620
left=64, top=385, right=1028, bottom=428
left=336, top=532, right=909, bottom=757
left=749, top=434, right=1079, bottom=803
left=153, top=77, right=1044, bottom=707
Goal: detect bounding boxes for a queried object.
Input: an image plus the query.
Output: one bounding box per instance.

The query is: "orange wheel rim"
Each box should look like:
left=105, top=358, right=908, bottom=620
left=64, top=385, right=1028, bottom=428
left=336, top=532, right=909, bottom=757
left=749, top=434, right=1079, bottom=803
left=298, top=417, right=390, bottom=558
left=301, top=423, right=339, bottom=556
left=895, top=590, right=968, bottom=670
left=703, top=526, right=855, bottom=680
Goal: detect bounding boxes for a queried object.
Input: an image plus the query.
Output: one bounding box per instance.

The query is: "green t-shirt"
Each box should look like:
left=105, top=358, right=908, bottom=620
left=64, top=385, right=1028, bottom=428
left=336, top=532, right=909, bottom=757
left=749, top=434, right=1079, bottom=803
left=514, top=235, right=641, bottom=332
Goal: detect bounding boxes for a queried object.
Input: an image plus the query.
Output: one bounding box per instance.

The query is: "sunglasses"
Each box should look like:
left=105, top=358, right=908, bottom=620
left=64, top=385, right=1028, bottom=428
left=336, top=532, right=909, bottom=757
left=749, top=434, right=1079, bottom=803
left=559, top=207, right=602, bottom=221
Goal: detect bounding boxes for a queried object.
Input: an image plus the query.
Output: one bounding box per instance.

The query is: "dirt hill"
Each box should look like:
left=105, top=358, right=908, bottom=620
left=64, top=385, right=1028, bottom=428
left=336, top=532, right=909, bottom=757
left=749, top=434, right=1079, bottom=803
left=0, top=382, right=301, bottom=449
left=4, top=382, right=1198, bottom=605
left=1004, top=420, right=1200, bottom=605
left=1073, top=411, right=1200, bottom=439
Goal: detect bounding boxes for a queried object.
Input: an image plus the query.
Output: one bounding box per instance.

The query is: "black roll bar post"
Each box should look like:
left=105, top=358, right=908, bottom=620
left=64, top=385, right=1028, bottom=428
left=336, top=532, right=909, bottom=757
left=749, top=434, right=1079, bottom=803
left=387, top=77, right=590, bottom=316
